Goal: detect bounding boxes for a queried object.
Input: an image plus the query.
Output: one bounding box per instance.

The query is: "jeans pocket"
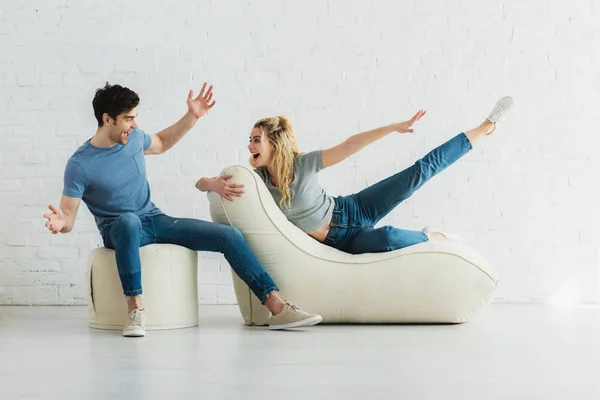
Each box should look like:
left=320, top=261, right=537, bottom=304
left=101, top=230, right=114, bottom=249
left=324, top=224, right=339, bottom=246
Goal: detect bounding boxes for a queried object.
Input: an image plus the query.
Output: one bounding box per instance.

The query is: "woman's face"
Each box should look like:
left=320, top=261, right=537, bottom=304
left=248, top=127, right=274, bottom=168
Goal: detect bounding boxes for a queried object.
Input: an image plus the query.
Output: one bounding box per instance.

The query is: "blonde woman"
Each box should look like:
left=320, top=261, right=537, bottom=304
left=198, top=97, right=513, bottom=254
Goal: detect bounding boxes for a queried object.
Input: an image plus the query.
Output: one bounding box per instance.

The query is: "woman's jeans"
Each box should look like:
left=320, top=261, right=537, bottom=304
left=102, top=214, right=278, bottom=302
left=324, top=132, right=473, bottom=254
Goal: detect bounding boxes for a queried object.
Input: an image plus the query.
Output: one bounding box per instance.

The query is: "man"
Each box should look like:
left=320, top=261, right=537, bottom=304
left=44, top=82, right=322, bottom=337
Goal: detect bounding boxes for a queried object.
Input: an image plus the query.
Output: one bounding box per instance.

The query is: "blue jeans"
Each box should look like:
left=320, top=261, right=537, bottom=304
left=102, top=213, right=278, bottom=302
left=324, top=132, right=473, bottom=254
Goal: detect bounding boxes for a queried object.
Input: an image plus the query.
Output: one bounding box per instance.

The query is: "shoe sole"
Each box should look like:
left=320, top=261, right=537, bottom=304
left=269, top=315, right=323, bottom=330
left=123, top=329, right=146, bottom=337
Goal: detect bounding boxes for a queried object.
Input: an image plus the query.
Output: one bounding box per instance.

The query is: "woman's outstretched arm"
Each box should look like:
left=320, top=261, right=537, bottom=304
left=321, top=109, right=426, bottom=168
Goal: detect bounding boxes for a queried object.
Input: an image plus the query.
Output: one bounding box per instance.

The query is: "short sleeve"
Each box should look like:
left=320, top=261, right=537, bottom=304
left=142, top=130, right=152, bottom=151
left=297, top=150, right=323, bottom=173
left=135, top=128, right=152, bottom=151
left=62, top=159, right=87, bottom=198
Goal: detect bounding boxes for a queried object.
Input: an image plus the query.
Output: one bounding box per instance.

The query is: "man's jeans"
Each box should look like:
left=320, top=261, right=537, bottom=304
left=102, top=214, right=278, bottom=302
left=324, top=132, right=473, bottom=254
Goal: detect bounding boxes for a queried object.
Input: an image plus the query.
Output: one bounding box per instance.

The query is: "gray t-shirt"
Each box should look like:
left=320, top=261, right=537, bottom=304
left=254, top=150, right=334, bottom=233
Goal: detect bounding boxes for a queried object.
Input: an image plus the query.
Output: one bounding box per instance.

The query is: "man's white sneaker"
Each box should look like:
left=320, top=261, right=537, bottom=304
left=269, top=302, right=322, bottom=330
left=123, top=308, right=146, bottom=337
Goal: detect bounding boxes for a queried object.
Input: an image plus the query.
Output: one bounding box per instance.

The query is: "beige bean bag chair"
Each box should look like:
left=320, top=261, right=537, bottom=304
left=208, top=165, right=499, bottom=325
left=87, top=244, right=199, bottom=330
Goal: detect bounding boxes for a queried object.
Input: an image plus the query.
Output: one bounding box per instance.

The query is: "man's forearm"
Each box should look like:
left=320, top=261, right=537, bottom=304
left=156, top=112, right=199, bottom=153
left=60, top=212, right=76, bottom=233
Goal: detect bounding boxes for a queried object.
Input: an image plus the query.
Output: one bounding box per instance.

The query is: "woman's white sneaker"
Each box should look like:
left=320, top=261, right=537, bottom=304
left=486, top=96, right=514, bottom=134
left=422, top=226, right=465, bottom=243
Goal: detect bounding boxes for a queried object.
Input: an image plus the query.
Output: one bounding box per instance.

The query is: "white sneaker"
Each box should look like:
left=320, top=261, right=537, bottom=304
left=422, top=226, right=464, bottom=243
left=123, top=308, right=146, bottom=337
left=486, top=96, right=514, bottom=134
left=269, top=302, right=323, bottom=330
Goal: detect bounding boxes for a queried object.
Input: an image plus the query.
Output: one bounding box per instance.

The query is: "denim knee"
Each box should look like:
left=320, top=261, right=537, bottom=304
left=221, top=226, right=244, bottom=244
left=380, top=226, right=397, bottom=251
left=114, top=213, right=142, bottom=233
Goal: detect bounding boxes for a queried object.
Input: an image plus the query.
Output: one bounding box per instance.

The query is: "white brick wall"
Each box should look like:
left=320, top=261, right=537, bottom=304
left=1, top=0, right=599, bottom=305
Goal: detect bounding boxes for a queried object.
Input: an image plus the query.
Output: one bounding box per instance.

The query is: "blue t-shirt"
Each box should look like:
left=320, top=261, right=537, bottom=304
left=62, top=128, right=161, bottom=233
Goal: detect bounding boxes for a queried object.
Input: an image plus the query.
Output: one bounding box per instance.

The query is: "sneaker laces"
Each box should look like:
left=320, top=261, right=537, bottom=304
left=129, top=308, right=144, bottom=326
left=286, top=302, right=310, bottom=317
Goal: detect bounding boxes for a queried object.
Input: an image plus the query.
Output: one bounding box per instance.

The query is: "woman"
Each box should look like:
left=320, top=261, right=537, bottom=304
left=199, top=97, right=513, bottom=254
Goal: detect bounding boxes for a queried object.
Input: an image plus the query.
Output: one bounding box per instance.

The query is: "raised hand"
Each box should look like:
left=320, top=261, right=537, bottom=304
left=187, top=82, right=216, bottom=119
left=213, top=175, right=244, bottom=201
left=43, top=205, right=67, bottom=234
left=392, top=109, right=427, bottom=133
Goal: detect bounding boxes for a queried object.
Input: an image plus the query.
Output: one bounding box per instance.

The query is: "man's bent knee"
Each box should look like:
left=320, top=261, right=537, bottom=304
left=219, top=225, right=244, bottom=244
left=114, top=213, right=142, bottom=232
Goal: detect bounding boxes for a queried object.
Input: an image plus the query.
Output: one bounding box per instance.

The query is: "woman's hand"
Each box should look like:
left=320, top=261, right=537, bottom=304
left=391, top=109, right=426, bottom=133
left=212, top=175, right=245, bottom=201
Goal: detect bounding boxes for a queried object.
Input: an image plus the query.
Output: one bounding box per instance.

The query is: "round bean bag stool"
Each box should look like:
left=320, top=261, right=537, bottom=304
left=87, top=244, right=199, bottom=330
left=208, top=165, right=499, bottom=325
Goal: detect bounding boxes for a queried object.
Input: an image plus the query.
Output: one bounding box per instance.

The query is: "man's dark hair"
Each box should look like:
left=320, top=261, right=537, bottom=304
left=92, top=83, right=140, bottom=127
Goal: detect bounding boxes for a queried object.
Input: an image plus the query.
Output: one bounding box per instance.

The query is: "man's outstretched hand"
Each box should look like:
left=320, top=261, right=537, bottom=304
left=187, top=82, right=216, bottom=119
left=43, top=205, right=67, bottom=234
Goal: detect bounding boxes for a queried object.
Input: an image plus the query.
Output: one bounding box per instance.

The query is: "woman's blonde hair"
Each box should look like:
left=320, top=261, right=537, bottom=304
left=250, top=115, right=301, bottom=208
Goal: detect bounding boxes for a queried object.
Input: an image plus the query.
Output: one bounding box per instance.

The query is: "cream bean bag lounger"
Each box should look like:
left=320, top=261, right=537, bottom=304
left=208, top=165, right=498, bottom=325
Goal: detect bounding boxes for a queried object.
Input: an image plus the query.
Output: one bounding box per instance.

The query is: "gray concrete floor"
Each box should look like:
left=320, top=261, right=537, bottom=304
left=0, top=304, right=599, bottom=400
